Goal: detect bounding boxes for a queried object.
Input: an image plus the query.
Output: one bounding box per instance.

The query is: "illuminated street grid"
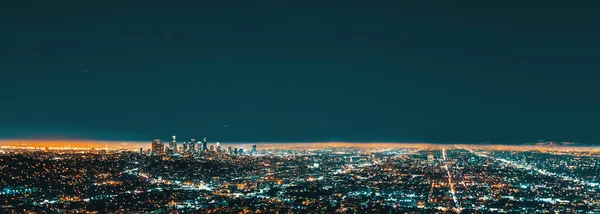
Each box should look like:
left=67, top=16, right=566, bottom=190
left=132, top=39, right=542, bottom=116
left=1, top=144, right=600, bottom=213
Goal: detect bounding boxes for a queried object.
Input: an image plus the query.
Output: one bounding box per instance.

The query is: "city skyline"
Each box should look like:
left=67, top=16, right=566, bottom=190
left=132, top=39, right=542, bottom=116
left=0, top=138, right=595, bottom=151
left=0, top=0, right=600, bottom=214
left=3, top=1, right=600, bottom=213
left=3, top=142, right=600, bottom=213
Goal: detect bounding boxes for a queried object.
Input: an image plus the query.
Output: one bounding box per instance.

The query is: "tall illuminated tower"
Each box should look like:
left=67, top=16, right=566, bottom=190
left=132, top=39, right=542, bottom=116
left=171, top=135, right=177, bottom=150
left=202, top=137, right=208, bottom=151
left=190, top=139, right=196, bottom=152
left=151, top=139, right=163, bottom=155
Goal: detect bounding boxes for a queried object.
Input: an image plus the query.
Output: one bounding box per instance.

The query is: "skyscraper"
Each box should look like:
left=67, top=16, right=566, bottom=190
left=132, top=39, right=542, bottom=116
left=151, top=139, right=163, bottom=155
left=182, top=141, right=188, bottom=152
left=190, top=139, right=196, bottom=152
left=252, top=144, right=257, bottom=154
left=171, top=135, right=177, bottom=150
left=202, top=137, right=208, bottom=151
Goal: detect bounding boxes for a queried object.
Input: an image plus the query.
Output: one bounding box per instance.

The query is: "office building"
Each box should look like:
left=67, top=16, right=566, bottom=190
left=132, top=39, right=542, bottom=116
left=190, top=139, right=196, bottom=152
left=170, top=135, right=177, bottom=150
left=151, top=139, right=163, bottom=155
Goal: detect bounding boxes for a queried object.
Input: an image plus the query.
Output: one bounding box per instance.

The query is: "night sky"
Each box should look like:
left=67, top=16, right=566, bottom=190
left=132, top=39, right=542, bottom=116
left=1, top=1, right=600, bottom=143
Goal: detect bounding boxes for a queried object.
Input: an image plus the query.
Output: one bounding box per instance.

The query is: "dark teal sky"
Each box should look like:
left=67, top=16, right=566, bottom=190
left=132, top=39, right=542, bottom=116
left=1, top=1, right=599, bottom=143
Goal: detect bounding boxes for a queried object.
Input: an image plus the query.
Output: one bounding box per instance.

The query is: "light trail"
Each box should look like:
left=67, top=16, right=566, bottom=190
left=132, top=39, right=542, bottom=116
left=442, top=148, right=462, bottom=213
left=443, top=148, right=446, bottom=161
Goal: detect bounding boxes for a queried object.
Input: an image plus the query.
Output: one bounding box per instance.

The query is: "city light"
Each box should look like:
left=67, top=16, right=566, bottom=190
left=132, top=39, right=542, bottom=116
left=2, top=141, right=599, bottom=213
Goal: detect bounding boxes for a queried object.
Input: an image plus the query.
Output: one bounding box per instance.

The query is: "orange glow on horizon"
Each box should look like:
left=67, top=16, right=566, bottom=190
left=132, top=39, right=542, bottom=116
left=0, top=139, right=148, bottom=150
left=0, top=139, right=598, bottom=152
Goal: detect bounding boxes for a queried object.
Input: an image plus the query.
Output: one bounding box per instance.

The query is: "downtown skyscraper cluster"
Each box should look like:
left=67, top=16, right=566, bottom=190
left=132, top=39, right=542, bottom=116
left=150, top=136, right=256, bottom=156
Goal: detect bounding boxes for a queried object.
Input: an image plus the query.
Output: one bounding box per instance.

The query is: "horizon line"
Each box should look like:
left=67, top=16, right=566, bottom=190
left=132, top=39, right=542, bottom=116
left=0, top=139, right=597, bottom=147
